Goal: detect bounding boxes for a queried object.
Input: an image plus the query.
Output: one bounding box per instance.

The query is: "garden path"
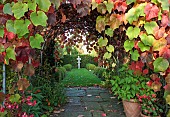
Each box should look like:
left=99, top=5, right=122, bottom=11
left=51, top=87, right=125, bottom=117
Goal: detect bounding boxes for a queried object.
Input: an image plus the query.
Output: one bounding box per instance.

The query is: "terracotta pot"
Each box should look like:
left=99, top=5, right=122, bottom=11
left=140, top=113, right=160, bottom=117
left=122, top=99, right=141, bottom=117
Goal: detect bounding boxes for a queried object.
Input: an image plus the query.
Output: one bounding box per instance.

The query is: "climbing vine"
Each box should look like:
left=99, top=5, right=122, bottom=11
left=0, top=0, right=170, bottom=116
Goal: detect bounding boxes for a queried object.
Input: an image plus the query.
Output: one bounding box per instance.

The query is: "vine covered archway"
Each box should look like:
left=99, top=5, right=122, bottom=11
left=0, top=0, right=170, bottom=116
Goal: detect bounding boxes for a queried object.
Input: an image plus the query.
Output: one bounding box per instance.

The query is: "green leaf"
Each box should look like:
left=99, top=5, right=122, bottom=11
left=14, top=19, right=31, bottom=37
left=138, top=41, right=150, bottom=52
left=151, top=0, right=159, bottom=4
left=144, top=21, right=158, bottom=35
left=30, top=11, right=48, bottom=26
left=3, top=3, right=13, bottom=15
left=104, top=52, right=112, bottom=59
left=158, top=0, right=169, bottom=11
left=153, top=57, right=169, bottom=72
left=130, top=50, right=139, bottom=61
left=106, top=45, right=114, bottom=53
left=0, top=44, right=5, bottom=52
left=36, top=0, right=51, bottom=12
left=125, top=3, right=146, bottom=24
left=6, top=47, right=16, bottom=60
left=126, top=0, right=136, bottom=5
left=96, top=16, right=105, bottom=33
left=29, top=34, right=44, bottom=49
left=105, top=28, right=113, bottom=37
left=104, top=1, right=114, bottom=14
left=140, top=34, right=155, bottom=46
left=28, top=0, right=37, bottom=11
left=126, top=26, right=140, bottom=40
left=0, top=27, right=4, bottom=38
left=9, top=94, right=21, bottom=103
left=124, top=40, right=134, bottom=52
left=98, top=37, right=108, bottom=47
left=6, top=20, right=16, bottom=34
left=12, top=2, right=28, bottom=19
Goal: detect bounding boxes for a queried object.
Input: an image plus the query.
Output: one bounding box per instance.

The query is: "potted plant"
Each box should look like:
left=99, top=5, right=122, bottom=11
left=111, top=61, right=150, bottom=117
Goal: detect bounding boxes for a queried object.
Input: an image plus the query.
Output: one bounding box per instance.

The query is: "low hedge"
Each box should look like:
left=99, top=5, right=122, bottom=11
left=62, top=55, right=98, bottom=68
left=86, top=63, right=96, bottom=70
left=63, top=64, right=72, bottom=71
left=93, top=67, right=106, bottom=80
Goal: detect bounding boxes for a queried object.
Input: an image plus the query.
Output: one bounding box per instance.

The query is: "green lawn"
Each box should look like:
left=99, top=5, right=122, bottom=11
left=61, top=68, right=101, bottom=87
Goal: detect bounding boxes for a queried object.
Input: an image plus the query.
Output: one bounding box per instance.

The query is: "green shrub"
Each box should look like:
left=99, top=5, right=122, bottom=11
left=93, top=67, right=106, bottom=80
left=62, top=55, right=98, bottom=68
left=55, top=67, right=66, bottom=81
left=86, top=63, right=96, bottom=70
left=63, top=64, right=72, bottom=71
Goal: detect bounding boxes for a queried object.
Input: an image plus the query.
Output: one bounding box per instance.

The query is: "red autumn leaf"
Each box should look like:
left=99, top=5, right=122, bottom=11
left=150, top=73, right=159, bottom=81
left=48, top=6, right=55, bottom=13
left=7, top=32, right=16, bottom=40
left=146, top=80, right=153, bottom=87
left=114, top=1, right=127, bottom=13
left=154, top=27, right=165, bottom=40
left=11, top=61, right=24, bottom=72
left=164, top=84, right=170, bottom=92
left=159, top=47, right=170, bottom=59
left=28, top=24, right=33, bottom=31
left=17, top=78, right=30, bottom=91
left=161, top=14, right=169, bottom=27
left=95, top=0, right=102, bottom=4
left=0, top=54, right=5, bottom=62
left=144, top=3, right=159, bottom=21
left=32, top=60, right=40, bottom=68
left=166, top=34, right=170, bottom=44
left=101, top=113, right=107, bottom=116
left=15, top=46, right=31, bottom=63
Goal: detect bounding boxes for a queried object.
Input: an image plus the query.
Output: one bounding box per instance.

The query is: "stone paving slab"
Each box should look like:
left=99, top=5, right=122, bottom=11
left=51, top=87, right=125, bottom=117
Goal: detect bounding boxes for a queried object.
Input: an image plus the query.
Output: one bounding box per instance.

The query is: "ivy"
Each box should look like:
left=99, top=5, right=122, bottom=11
left=144, top=21, right=158, bottom=35
left=153, top=57, right=169, bottom=72
left=3, top=3, right=13, bottom=15
left=126, top=26, right=140, bottom=40
left=140, top=34, right=155, bottom=46
left=124, top=40, right=134, bottom=52
left=29, top=34, right=44, bottom=49
left=36, top=0, right=51, bottom=12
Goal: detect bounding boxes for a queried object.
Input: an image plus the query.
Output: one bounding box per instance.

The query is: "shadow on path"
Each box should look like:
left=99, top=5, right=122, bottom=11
left=51, top=87, right=125, bottom=117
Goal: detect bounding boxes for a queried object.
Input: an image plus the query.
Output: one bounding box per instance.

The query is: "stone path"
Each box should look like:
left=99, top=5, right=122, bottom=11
left=51, top=87, right=125, bottom=117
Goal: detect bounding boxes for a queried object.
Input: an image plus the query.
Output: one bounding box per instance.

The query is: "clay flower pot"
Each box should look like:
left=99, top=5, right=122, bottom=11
left=122, top=99, right=141, bottom=117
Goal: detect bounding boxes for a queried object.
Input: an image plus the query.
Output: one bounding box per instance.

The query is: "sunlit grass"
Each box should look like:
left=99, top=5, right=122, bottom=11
left=61, top=68, right=101, bottom=87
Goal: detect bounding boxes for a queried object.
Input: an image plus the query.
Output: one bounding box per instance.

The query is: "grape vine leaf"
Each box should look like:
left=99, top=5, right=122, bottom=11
left=153, top=57, right=169, bottom=72
left=97, top=3, right=107, bottom=14
left=17, top=78, right=30, bottom=90
left=130, top=50, right=139, bottom=61
left=36, top=0, right=51, bottom=12
left=138, top=41, right=150, bottom=52
left=104, top=52, right=111, bottom=59
left=98, top=37, right=108, bottom=47
left=9, top=94, right=21, bottom=103
left=153, top=38, right=167, bottom=51
left=144, top=3, right=159, bottom=21
left=140, top=34, right=155, bottom=46
left=12, top=2, right=28, bottom=19
left=24, top=64, right=35, bottom=76
left=29, top=34, right=44, bottom=49
left=96, top=16, right=105, bottom=33
left=6, top=46, right=16, bottom=60
left=126, top=0, right=136, bottom=5
left=109, top=14, right=121, bottom=30
left=125, top=3, right=146, bottom=24
left=6, top=20, right=16, bottom=34
left=144, top=21, right=158, bottom=35
left=28, top=0, right=37, bottom=11
left=3, top=3, right=13, bottom=15
left=126, top=26, right=140, bottom=40
left=158, top=0, right=169, bottom=11
left=104, top=1, right=114, bottom=14
left=0, top=27, right=4, bottom=38
left=30, top=11, right=48, bottom=26
left=14, top=19, right=31, bottom=37
left=106, top=45, right=114, bottom=52
left=105, top=28, right=113, bottom=37
left=124, top=40, right=134, bottom=52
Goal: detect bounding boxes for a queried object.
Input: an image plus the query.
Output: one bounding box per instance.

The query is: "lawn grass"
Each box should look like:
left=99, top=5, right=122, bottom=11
left=61, top=68, right=101, bottom=87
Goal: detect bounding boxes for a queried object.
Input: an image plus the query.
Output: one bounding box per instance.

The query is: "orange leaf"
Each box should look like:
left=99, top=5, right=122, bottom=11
left=153, top=38, right=167, bottom=51
left=17, top=78, right=30, bottom=91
